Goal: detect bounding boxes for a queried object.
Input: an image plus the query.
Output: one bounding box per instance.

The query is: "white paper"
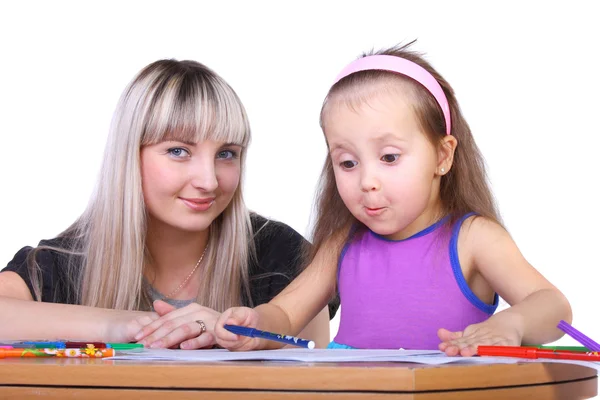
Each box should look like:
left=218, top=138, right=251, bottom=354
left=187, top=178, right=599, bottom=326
left=107, top=348, right=509, bottom=365
left=105, top=348, right=600, bottom=370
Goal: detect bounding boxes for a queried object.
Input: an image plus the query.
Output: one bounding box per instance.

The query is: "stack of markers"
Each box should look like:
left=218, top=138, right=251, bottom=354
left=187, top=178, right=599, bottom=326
left=478, top=320, right=600, bottom=361
left=0, top=341, right=143, bottom=358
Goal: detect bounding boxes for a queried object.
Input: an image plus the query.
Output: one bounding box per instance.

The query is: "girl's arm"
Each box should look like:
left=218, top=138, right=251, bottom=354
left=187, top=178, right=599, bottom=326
left=294, top=307, right=331, bottom=349
left=0, top=271, right=158, bottom=342
left=215, top=233, right=343, bottom=350
left=438, top=217, right=572, bottom=356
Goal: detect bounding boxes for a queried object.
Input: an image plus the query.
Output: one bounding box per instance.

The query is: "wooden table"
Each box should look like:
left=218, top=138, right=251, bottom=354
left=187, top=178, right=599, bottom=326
left=0, top=358, right=597, bottom=399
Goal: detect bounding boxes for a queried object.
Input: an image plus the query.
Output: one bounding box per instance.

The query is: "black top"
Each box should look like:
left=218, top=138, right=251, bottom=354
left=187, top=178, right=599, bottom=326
left=3, top=214, right=340, bottom=319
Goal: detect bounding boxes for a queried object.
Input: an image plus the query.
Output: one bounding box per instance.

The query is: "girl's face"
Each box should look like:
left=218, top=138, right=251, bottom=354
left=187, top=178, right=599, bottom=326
left=140, top=140, right=242, bottom=234
left=324, top=91, right=443, bottom=240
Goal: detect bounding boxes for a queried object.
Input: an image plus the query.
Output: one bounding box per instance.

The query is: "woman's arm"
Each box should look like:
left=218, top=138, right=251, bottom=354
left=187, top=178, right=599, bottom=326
left=0, top=271, right=157, bottom=342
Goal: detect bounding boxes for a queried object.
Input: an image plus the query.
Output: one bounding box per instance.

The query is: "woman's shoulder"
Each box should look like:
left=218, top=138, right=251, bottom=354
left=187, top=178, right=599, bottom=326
left=250, top=213, right=307, bottom=245
left=4, top=237, right=78, bottom=273
left=3, top=236, right=80, bottom=303
left=248, top=213, right=309, bottom=270
left=250, top=213, right=298, bottom=232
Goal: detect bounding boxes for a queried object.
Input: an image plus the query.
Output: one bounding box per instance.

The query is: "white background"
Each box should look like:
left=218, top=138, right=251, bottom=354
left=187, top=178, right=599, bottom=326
left=0, top=1, right=598, bottom=346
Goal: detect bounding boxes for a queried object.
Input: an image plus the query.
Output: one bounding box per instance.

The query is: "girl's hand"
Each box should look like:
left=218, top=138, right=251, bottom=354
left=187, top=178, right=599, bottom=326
left=133, top=300, right=220, bottom=349
left=437, top=314, right=524, bottom=357
left=214, top=307, right=261, bottom=351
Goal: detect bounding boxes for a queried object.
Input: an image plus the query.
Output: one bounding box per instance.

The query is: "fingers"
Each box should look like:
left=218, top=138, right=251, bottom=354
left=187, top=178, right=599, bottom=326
left=439, top=323, right=516, bottom=357
left=180, top=332, right=215, bottom=350
left=214, top=307, right=259, bottom=351
left=146, top=319, right=214, bottom=349
left=136, top=313, right=160, bottom=327
left=444, top=336, right=511, bottom=357
left=134, top=302, right=207, bottom=342
left=116, top=311, right=160, bottom=343
left=214, top=309, right=239, bottom=342
left=437, top=328, right=463, bottom=342
left=437, top=328, right=464, bottom=354
left=133, top=302, right=219, bottom=349
left=153, top=300, right=177, bottom=316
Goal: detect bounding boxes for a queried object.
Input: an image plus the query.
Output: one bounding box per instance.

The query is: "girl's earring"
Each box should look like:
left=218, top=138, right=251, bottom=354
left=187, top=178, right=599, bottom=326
left=440, top=168, right=445, bottom=174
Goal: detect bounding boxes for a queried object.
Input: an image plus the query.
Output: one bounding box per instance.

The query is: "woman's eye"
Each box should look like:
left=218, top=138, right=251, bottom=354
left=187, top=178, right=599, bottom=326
left=381, top=154, right=399, bottom=163
left=217, top=150, right=238, bottom=160
left=167, top=147, right=190, bottom=158
left=340, top=160, right=357, bottom=169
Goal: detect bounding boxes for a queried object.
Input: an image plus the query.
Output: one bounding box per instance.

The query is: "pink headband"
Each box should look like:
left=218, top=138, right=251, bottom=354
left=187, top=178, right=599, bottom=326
left=333, top=55, right=451, bottom=135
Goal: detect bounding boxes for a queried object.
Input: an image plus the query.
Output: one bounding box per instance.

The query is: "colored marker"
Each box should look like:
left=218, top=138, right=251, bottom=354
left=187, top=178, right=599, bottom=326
left=478, top=345, right=600, bottom=361
left=224, top=324, right=315, bottom=349
left=107, top=343, right=144, bottom=350
left=23, top=341, right=67, bottom=348
left=0, top=348, right=114, bottom=358
left=557, top=320, right=600, bottom=352
left=2, top=341, right=144, bottom=349
left=65, top=342, right=108, bottom=348
left=0, top=343, right=36, bottom=349
left=525, top=345, right=590, bottom=352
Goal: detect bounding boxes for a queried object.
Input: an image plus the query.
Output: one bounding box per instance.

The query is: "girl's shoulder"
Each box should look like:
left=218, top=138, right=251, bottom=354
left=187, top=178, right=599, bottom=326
left=454, top=214, right=512, bottom=269
left=454, top=214, right=505, bottom=239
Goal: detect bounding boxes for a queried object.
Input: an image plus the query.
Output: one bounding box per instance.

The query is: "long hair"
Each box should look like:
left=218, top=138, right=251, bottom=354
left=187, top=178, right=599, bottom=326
left=310, top=41, right=501, bottom=260
left=27, top=59, right=254, bottom=311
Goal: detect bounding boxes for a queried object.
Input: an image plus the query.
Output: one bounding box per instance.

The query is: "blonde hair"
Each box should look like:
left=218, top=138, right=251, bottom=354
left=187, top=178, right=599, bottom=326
left=310, top=42, right=501, bottom=260
left=28, top=59, right=254, bottom=311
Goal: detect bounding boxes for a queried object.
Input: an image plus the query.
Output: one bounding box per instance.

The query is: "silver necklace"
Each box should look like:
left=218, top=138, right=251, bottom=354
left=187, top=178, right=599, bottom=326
left=163, top=246, right=207, bottom=299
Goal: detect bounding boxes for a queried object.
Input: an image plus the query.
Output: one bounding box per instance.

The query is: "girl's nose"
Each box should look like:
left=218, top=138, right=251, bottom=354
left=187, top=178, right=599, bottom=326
left=360, top=166, right=381, bottom=192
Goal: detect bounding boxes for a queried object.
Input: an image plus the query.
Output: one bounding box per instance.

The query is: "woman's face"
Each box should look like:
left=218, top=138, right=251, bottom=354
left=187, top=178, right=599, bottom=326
left=140, top=139, right=242, bottom=233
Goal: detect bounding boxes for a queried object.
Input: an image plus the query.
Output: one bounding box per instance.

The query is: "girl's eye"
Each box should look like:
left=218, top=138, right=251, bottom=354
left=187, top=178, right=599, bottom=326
left=167, top=147, right=190, bottom=158
left=217, top=150, right=238, bottom=160
left=340, top=160, right=358, bottom=169
left=381, top=154, right=399, bottom=163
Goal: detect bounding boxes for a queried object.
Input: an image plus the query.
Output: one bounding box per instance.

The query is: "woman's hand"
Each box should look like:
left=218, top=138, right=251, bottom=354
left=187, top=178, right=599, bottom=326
left=104, top=310, right=159, bottom=343
left=214, top=307, right=261, bottom=351
left=438, top=313, right=524, bottom=356
left=133, top=300, right=220, bottom=349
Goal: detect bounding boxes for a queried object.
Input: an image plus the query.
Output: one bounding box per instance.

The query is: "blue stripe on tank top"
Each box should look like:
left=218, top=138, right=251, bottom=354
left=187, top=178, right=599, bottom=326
left=448, top=213, right=498, bottom=314
left=370, top=215, right=450, bottom=242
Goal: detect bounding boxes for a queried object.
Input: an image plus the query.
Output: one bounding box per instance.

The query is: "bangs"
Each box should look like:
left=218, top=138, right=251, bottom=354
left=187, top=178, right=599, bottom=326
left=140, top=70, right=250, bottom=147
left=320, top=72, right=419, bottom=128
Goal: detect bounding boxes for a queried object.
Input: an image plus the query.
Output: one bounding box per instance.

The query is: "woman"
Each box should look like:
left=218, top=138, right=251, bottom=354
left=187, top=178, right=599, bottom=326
left=1, top=59, right=336, bottom=349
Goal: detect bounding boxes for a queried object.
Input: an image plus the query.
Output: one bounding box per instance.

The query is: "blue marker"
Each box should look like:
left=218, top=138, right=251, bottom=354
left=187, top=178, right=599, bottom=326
left=224, top=324, right=316, bottom=349
left=0, top=341, right=67, bottom=349
left=0, top=343, right=35, bottom=349
left=23, top=341, right=67, bottom=349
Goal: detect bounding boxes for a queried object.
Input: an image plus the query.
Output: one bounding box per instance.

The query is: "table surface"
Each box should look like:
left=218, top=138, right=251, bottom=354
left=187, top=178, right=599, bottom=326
left=0, top=358, right=597, bottom=399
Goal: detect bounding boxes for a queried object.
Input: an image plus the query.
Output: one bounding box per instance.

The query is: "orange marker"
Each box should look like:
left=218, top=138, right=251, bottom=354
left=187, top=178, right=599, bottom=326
left=0, top=347, right=114, bottom=358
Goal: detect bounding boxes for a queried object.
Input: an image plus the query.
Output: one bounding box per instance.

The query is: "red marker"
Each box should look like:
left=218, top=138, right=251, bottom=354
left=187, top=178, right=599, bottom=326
left=65, top=342, right=107, bottom=348
left=478, top=345, right=600, bottom=361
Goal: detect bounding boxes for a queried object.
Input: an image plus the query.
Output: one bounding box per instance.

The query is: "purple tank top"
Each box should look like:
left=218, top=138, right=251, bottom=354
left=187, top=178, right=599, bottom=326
left=334, top=214, right=498, bottom=349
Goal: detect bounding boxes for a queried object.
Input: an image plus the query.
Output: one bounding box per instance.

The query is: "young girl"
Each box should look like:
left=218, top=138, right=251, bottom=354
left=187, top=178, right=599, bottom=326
left=1, top=59, right=334, bottom=349
left=215, top=43, right=572, bottom=356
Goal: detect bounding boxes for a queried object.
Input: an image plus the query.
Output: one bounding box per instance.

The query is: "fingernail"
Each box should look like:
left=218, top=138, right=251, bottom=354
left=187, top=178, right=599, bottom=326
left=149, top=341, right=161, bottom=349
left=134, top=332, right=143, bottom=340
left=180, top=342, right=188, bottom=349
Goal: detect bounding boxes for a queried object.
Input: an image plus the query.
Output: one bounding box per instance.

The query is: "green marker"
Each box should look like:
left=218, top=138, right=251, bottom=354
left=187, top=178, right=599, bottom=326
left=525, top=345, right=590, bottom=352
left=107, top=343, right=144, bottom=350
